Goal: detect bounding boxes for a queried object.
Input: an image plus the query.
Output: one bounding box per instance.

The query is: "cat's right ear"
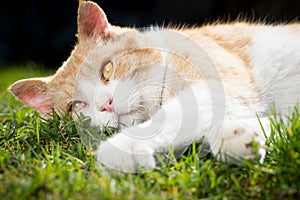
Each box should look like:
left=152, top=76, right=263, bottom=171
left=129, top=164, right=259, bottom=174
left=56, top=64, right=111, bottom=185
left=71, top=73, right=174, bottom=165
left=8, top=78, right=54, bottom=116
left=77, top=1, right=117, bottom=42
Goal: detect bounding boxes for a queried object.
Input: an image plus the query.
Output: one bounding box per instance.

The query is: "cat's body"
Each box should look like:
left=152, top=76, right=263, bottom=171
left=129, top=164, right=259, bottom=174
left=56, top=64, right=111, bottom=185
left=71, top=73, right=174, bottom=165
left=9, top=1, right=300, bottom=172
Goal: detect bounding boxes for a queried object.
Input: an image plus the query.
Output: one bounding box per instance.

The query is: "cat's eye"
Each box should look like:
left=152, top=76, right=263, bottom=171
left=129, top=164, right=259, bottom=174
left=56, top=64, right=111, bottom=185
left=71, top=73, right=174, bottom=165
left=101, top=62, right=113, bottom=81
left=68, top=101, right=86, bottom=113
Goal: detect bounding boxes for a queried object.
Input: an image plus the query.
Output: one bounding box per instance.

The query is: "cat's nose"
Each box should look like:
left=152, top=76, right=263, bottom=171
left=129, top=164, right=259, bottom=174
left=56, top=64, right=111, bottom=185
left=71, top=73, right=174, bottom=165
left=100, top=97, right=114, bottom=112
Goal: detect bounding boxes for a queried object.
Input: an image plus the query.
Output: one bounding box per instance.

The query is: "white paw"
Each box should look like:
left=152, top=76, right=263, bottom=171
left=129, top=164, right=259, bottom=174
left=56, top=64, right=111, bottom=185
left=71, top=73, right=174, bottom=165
left=214, top=119, right=267, bottom=163
left=96, top=133, right=156, bottom=173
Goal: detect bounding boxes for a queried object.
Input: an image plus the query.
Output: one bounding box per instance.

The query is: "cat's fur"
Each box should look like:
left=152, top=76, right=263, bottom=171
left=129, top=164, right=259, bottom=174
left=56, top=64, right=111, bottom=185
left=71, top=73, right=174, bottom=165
left=9, top=1, right=300, bottom=172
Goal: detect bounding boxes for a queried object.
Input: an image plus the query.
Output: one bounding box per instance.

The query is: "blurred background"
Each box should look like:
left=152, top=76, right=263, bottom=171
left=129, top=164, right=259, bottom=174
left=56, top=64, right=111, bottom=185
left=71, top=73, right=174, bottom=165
left=0, top=0, right=299, bottom=70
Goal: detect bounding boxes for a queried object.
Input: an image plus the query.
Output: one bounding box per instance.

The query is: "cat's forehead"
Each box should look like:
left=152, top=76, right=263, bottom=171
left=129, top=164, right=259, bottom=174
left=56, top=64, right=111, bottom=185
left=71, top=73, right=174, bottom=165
left=93, top=31, right=142, bottom=59
left=82, top=31, right=151, bottom=68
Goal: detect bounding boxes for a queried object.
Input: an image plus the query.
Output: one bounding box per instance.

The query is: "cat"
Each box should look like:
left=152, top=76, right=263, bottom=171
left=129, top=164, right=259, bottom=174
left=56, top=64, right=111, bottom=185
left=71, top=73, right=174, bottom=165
left=9, top=1, right=300, bottom=172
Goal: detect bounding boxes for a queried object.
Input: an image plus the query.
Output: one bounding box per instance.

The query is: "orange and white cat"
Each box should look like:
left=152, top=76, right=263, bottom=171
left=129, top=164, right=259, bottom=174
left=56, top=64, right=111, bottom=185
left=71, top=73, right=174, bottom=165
left=9, top=1, right=300, bottom=172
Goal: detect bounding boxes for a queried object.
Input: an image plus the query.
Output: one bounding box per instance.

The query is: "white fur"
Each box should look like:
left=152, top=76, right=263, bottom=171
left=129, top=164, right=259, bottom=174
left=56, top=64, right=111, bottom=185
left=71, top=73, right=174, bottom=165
left=73, top=25, right=300, bottom=172
left=249, top=26, right=300, bottom=112
left=96, top=82, right=269, bottom=172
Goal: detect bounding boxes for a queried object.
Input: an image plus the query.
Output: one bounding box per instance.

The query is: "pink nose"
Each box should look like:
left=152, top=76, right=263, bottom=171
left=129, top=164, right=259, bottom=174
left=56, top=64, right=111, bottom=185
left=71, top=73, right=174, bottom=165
left=100, top=97, right=114, bottom=112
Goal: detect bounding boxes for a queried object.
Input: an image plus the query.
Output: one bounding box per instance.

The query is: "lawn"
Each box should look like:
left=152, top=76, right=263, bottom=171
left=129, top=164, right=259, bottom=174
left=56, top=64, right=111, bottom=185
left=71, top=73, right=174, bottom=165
left=1, top=64, right=300, bottom=199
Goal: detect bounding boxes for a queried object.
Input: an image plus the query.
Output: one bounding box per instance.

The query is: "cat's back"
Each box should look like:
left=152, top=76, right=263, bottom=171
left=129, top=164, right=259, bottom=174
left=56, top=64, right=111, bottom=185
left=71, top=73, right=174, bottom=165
left=184, top=21, right=300, bottom=112
left=169, top=21, right=300, bottom=111
left=180, top=21, right=300, bottom=60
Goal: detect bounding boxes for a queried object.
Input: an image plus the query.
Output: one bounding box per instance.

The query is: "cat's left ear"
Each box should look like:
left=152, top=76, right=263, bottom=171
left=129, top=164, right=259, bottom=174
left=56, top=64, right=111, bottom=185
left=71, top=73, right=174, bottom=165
left=77, top=1, right=117, bottom=42
left=8, top=78, right=54, bottom=116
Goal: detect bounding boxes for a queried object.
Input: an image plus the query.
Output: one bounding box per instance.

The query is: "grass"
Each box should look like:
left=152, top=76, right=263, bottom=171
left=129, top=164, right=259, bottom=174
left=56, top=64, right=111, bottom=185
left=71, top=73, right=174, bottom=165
left=1, top=64, right=300, bottom=199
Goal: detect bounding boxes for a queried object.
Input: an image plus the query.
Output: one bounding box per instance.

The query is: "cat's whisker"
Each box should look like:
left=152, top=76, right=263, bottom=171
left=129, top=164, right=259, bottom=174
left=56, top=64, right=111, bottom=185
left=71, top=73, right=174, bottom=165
left=163, top=78, right=201, bottom=84
left=129, top=85, right=162, bottom=97
left=135, top=105, right=153, bottom=115
left=135, top=101, right=161, bottom=106
left=137, top=97, right=163, bottom=102
left=133, top=86, right=163, bottom=93
left=135, top=105, right=151, bottom=112
left=127, top=92, right=143, bottom=103
left=132, top=85, right=162, bottom=90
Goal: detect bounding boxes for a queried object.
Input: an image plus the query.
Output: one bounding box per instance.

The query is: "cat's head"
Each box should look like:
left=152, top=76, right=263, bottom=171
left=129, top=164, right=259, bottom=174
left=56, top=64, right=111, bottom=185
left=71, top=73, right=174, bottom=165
left=8, top=1, right=131, bottom=121
left=9, top=1, right=192, bottom=128
left=70, top=29, right=170, bottom=127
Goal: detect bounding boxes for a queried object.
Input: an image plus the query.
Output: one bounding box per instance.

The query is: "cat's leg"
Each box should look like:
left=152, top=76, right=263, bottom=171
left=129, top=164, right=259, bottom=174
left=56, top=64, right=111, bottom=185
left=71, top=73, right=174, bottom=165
left=96, top=102, right=182, bottom=172
left=96, top=86, right=210, bottom=173
left=207, top=116, right=270, bottom=163
left=96, top=83, right=269, bottom=172
left=96, top=115, right=269, bottom=172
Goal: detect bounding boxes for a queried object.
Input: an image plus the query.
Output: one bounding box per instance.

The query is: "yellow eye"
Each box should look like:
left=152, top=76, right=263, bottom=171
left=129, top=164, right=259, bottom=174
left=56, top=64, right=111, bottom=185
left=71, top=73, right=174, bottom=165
left=102, top=62, right=113, bottom=81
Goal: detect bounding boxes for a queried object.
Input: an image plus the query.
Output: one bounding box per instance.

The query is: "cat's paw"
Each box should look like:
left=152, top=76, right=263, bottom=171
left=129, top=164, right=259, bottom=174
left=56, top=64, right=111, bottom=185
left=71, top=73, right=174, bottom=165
left=96, top=133, right=156, bottom=173
left=212, top=119, right=267, bottom=163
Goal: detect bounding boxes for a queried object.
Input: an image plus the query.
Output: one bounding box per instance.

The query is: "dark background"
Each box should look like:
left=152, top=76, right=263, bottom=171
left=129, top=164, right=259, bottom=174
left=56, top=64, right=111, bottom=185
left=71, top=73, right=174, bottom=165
left=0, top=0, right=299, bottom=69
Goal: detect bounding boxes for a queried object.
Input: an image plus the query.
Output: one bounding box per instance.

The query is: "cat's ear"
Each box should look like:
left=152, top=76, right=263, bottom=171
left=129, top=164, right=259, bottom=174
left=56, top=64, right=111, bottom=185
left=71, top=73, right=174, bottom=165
left=77, top=1, right=116, bottom=42
left=8, top=78, right=54, bottom=115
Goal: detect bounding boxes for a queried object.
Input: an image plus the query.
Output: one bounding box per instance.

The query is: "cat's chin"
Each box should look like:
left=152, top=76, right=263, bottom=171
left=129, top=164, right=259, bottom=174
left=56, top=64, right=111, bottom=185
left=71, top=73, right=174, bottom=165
left=89, top=111, right=144, bottom=129
left=88, top=112, right=118, bottom=128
